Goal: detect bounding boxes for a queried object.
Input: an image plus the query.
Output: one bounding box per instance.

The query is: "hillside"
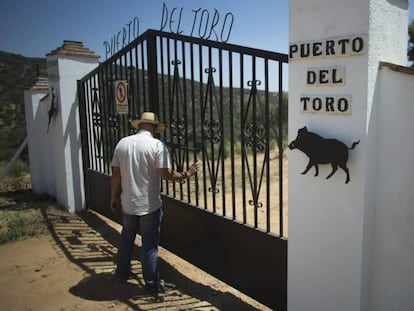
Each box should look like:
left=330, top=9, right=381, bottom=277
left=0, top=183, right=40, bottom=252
left=0, top=51, right=47, bottom=162
left=0, top=50, right=289, bottom=168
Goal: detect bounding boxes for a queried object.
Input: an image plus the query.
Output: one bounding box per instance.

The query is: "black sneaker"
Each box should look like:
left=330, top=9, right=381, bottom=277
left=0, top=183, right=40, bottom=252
left=159, top=279, right=176, bottom=293
left=143, top=286, right=158, bottom=295
left=144, top=279, right=176, bottom=295
left=113, top=271, right=131, bottom=283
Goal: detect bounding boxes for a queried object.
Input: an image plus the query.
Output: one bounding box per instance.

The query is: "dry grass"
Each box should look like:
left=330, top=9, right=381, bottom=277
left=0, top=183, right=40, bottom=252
left=0, top=148, right=289, bottom=244
left=0, top=208, right=47, bottom=244
left=164, top=150, right=289, bottom=237
left=0, top=173, right=60, bottom=244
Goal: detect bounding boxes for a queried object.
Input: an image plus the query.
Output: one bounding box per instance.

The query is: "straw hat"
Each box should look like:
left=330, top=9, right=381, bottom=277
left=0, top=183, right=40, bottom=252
left=130, top=112, right=166, bottom=133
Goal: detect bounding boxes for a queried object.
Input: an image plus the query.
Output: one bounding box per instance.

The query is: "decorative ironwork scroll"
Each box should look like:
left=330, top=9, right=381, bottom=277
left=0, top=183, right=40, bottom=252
left=91, top=87, right=104, bottom=161
left=108, top=114, right=119, bottom=132
left=168, top=59, right=188, bottom=178
left=106, top=78, right=120, bottom=150
left=201, top=67, right=222, bottom=194
left=242, top=80, right=268, bottom=208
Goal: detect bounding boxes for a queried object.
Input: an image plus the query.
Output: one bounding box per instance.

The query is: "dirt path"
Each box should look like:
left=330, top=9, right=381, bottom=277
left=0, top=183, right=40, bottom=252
left=0, top=206, right=272, bottom=310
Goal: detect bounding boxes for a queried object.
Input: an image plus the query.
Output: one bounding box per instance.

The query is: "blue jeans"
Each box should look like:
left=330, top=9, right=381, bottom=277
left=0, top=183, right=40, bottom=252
left=116, top=208, right=163, bottom=289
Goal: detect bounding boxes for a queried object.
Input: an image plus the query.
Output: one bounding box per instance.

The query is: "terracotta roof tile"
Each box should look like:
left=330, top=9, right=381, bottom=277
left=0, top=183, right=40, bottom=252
left=46, top=40, right=99, bottom=59
left=29, top=77, right=49, bottom=90
left=379, top=62, right=414, bottom=76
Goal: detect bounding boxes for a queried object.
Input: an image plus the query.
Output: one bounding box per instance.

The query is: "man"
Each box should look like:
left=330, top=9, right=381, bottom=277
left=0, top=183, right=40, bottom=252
left=110, top=111, right=200, bottom=294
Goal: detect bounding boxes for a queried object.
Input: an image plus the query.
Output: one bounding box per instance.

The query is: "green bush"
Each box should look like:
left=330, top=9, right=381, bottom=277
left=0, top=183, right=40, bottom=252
left=0, top=208, right=47, bottom=244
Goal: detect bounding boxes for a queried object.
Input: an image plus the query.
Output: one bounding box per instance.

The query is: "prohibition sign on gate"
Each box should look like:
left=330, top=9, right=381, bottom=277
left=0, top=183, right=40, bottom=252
left=114, top=80, right=129, bottom=114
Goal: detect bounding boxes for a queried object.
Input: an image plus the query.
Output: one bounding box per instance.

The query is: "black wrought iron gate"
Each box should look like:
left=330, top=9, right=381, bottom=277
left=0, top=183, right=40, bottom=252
left=78, top=29, right=288, bottom=310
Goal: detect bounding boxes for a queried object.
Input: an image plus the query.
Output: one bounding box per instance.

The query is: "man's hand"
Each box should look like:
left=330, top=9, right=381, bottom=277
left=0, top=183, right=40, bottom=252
left=110, top=197, right=122, bottom=214
left=187, top=161, right=201, bottom=177
left=157, top=160, right=202, bottom=181
left=110, top=166, right=122, bottom=214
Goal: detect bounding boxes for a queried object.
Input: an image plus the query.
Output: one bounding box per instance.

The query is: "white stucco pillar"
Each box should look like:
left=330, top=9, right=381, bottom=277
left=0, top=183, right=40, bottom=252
left=24, top=78, right=53, bottom=195
left=46, top=41, right=99, bottom=212
left=288, top=1, right=408, bottom=310
left=25, top=41, right=99, bottom=212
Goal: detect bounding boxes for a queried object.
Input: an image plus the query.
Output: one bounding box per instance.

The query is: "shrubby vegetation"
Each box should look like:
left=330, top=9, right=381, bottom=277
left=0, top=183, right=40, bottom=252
left=0, top=51, right=47, bottom=174
left=0, top=207, right=47, bottom=244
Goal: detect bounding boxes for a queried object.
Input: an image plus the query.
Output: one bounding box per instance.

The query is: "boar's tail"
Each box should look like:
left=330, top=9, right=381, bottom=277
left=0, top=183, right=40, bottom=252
left=349, top=140, right=360, bottom=150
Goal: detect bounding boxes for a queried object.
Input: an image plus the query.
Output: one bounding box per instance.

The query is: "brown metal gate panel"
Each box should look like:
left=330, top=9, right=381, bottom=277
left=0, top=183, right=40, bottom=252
left=161, top=196, right=287, bottom=310
left=78, top=29, right=288, bottom=310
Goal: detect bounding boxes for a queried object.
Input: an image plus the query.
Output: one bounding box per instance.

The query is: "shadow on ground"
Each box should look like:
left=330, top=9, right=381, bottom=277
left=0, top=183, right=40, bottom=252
left=0, top=188, right=52, bottom=210
left=41, top=206, right=262, bottom=311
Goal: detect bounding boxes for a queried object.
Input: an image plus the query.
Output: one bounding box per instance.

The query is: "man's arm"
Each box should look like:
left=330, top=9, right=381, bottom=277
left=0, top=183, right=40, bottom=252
left=110, top=166, right=122, bottom=213
left=156, top=161, right=201, bottom=181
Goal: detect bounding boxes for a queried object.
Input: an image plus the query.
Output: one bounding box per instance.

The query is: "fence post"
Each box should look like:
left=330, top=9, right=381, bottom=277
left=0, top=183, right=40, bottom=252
left=77, top=79, right=90, bottom=210
left=146, top=31, right=160, bottom=115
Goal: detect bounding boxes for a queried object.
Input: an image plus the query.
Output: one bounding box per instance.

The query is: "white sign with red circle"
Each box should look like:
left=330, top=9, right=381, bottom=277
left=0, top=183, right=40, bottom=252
left=114, top=80, right=129, bottom=114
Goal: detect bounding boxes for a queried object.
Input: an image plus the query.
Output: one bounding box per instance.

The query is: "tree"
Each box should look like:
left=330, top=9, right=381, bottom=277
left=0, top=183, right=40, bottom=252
left=408, top=19, right=414, bottom=67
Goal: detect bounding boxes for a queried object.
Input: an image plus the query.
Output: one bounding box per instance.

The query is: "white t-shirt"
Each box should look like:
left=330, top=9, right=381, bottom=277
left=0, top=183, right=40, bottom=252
left=111, top=130, right=170, bottom=216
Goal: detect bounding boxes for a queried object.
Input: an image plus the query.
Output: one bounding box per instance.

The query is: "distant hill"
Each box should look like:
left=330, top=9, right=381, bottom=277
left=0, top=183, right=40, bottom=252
left=0, top=49, right=289, bottom=166
left=0, top=51, right=47, bottom=162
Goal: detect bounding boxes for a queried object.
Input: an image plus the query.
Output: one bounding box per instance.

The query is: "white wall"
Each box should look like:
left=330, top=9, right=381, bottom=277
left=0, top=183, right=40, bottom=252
left=47, top=55, right=98, bottom=211
left=24, top=88, right=57, bottom=196
left=289, top=1, right=370, bottom=309
left=362, top=1, right=409, bottom=309
left=288, top=0, right=411, bottom=310
left=25, top=43, right=99, bottom=212
left=369, top=64, right=414, bottom=311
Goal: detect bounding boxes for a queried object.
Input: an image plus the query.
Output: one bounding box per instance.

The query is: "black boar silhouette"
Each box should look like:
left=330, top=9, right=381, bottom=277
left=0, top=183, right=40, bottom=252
left=289, top=127, right=360, bottom=184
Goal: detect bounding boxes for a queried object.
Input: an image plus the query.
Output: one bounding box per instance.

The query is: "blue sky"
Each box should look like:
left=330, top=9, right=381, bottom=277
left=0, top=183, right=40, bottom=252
left=0, top=0, right=289, bottom=59
left=0, top=1, right=413, bottom=60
